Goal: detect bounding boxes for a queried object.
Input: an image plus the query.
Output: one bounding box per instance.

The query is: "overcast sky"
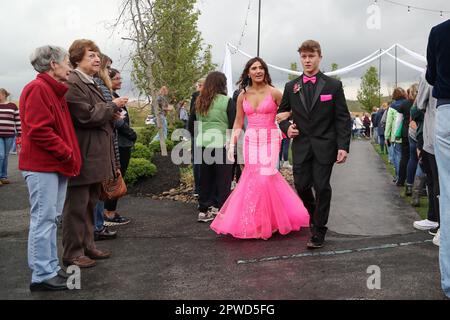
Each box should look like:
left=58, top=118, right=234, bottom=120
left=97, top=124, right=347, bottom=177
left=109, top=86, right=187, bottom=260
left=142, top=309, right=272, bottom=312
left=0, top=0, right=448, bottom=101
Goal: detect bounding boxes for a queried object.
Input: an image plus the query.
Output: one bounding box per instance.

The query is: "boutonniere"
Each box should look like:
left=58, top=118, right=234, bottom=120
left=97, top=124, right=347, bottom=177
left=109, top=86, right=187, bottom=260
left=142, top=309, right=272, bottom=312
left=293, top=82, right=302, bottom=94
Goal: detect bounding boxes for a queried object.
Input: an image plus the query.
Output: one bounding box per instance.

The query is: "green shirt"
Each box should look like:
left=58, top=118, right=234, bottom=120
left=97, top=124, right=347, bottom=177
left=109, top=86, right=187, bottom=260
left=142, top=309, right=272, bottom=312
left=196, top=94, right=230, bottom=148
left=384, top=107, right=402, bottom=143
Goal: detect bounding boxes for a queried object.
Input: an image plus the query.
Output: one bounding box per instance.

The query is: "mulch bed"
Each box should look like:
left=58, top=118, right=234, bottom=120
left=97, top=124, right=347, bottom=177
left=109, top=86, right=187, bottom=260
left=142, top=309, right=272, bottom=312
left=127, top=154, right=294, bottom=205
left=127, top=153, right=181, bottom=197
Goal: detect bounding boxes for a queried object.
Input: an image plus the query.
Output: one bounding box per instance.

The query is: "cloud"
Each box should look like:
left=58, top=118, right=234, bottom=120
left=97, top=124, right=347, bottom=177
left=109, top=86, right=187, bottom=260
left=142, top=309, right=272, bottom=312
left=197, top=0, right=444, bottom=98
left=0, top=0, right=447, bottom=100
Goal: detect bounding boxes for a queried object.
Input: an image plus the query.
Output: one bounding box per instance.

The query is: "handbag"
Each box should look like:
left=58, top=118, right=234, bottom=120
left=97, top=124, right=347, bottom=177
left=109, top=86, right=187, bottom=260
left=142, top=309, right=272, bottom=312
left=100, top=169, right=127, bottom=201
left=100, top=131, right=128, bottom=201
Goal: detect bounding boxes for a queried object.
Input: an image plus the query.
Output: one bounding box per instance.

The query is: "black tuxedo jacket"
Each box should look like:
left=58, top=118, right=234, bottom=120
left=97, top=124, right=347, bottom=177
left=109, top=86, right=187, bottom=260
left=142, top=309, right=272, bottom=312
left=278, top=72, right=351, bottom=165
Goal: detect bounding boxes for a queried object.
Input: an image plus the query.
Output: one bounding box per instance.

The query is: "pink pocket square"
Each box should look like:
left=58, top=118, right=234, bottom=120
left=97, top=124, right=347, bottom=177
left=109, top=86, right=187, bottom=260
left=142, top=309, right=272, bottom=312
left=320, top=94, right=333, bottom=102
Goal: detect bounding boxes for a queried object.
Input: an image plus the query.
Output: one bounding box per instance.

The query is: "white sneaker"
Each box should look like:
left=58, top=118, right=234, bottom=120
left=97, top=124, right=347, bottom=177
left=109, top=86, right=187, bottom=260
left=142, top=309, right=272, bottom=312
left=433, top=229, right=440, bottom=247
left=197, top=212, right=214, bottom=223
left=413, top=219, right=439, bottom=231
left=208, top=207, right=219, bottom=216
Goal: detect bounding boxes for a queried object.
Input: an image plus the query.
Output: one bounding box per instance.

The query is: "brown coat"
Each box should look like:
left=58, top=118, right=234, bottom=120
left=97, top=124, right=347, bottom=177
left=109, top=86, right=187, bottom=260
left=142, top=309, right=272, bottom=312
left=65, top=70, right=118, bottom=186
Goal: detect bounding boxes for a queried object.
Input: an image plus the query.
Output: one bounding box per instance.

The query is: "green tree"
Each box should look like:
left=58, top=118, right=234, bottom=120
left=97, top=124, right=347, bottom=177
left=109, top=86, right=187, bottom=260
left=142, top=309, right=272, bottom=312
left=330, top=63, right=341, bottom=81
left=357, top=66, right=380, bottom=112
left=288, top=62, right=299, bottom=81
left=118, top=0, right=215, bottom=155
left=132, top=0, right=215, bottom=103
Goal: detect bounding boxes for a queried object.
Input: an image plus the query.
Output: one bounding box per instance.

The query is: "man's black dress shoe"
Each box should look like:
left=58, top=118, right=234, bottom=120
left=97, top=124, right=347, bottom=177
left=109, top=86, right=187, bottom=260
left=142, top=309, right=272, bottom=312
left=57, top=269, right=69, bottom=279
left=307, top=235, right=325, bottom=249
left=30, top=274, right=68, bottom=292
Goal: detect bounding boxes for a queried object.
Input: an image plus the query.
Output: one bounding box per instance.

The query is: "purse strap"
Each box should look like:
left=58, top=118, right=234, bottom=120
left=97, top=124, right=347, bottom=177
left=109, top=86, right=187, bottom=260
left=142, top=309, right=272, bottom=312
left=111, top=129, right=121, bottom=179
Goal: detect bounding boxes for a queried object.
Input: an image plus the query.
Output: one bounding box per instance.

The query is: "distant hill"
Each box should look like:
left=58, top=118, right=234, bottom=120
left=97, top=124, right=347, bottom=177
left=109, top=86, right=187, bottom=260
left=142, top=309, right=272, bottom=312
left=346, top=100, right=364, bottom=113
left=347, top=96, right=392, bottom=114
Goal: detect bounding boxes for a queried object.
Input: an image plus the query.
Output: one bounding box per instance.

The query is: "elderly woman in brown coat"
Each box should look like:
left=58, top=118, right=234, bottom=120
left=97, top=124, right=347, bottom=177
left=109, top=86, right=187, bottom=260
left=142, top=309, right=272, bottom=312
left=62, top=39, right=128, bottom=268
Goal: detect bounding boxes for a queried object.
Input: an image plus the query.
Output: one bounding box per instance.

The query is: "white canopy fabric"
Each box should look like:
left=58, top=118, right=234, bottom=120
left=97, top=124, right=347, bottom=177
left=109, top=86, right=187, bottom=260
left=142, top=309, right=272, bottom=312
left=223, top=43, right=426, bottom=94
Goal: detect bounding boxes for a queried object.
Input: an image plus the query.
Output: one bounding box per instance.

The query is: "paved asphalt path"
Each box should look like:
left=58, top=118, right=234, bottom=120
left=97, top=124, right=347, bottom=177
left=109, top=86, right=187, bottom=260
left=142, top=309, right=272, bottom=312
left=0, top=140, right=446, bottom=300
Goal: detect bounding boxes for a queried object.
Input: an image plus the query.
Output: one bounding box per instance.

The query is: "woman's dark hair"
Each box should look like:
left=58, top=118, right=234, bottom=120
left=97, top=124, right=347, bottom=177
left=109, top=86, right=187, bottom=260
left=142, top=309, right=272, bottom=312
left=236, top=57, right=272, bottom=92
left=196, top=71, right=227, bottom=116
left=392, top=87, right=407, bottom=101
left=109, top=68, right=120, bottom=79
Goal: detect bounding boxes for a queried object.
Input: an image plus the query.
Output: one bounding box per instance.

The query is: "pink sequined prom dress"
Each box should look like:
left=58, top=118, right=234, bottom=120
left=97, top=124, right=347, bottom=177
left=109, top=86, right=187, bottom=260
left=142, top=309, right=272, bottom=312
left=210, top=93, right=310, bottom=240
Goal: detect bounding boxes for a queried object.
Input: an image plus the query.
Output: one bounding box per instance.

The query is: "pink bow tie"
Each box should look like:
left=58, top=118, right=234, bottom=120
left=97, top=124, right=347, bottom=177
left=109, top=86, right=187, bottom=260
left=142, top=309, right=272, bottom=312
left=303, top=75, right=317, bottom=84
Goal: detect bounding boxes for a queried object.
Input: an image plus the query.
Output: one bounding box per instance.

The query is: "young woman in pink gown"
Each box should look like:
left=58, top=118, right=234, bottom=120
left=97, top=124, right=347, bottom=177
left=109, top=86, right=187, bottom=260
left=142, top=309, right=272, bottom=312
left=210, top=57, right=310, bottom=240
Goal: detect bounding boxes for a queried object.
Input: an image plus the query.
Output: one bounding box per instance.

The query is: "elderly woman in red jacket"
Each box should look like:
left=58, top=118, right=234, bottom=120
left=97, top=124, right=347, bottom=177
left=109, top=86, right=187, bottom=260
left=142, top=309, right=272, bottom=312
left=19, top=45, right=82, bottom=291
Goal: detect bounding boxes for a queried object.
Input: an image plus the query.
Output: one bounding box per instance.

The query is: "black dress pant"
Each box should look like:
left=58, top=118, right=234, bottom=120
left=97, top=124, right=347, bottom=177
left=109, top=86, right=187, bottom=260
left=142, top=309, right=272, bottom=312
left=198, top=148, right=233, bottom=213
left=398, top=139, right=410, bottom=185
left=293, top=154, right=334, bottom=238
left=420, top=150, right=440, bottom=223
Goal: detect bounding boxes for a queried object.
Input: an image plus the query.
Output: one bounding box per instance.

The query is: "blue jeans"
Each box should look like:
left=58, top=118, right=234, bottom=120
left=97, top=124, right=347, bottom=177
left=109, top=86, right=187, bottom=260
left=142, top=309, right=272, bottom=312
left=378, top=135, right=386, bottom=153
left=0, top=137, right=15, bottom=179
left=388, top=144, right=394, bottom=165
left=393, top=143, right=402, bottom=180
left=153, top=115, right=168, bottom=141
left=407, top=137, right=419, bottom=185
left=10, top=138, right=17, bottom=154
left=373, top=127, right=379, bottom=143
left=434, top=104, right=450, bottom=298
left=94, top=201, right=105, bottom=232
left=22, top=171, right=68, bottom=283
left=279, top=138, right=290, bottom=162
left=415, top=163, right=424, bottom=177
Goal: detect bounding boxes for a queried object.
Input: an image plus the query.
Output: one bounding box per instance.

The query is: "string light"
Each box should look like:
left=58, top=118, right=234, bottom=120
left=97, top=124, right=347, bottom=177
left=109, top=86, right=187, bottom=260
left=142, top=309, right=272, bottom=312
left=376, top=0, right=450, bottom=18
left=231, top=0, right=252, bottom=54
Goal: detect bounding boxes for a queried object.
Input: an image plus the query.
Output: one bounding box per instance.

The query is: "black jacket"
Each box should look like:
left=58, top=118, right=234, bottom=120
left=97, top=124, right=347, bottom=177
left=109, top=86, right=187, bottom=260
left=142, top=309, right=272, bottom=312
left=426, top=19, right=450, bottom=100
left=278, top=72, right=351, bottom=165
left=398, top=99, right=413, bottom=139
left=113, top=92, right=137, bottom=148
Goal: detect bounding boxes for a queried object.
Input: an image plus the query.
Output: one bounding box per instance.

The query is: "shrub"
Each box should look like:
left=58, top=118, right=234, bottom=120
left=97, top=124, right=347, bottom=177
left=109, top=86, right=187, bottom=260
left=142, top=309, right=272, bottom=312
left=131, top=143, right=153, bottom=160
left=149, top=139, right=176, bottom=154
left=168, top=121, right=187, bottom=137
left=125, top=158, right=157, bottom=186
left=136, top=126, right=158, bottom=146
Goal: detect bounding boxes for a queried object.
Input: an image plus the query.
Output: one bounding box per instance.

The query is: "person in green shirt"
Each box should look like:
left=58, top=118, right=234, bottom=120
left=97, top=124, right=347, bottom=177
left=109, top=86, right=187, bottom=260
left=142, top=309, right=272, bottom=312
left=191, top=72, right=236, bottom=222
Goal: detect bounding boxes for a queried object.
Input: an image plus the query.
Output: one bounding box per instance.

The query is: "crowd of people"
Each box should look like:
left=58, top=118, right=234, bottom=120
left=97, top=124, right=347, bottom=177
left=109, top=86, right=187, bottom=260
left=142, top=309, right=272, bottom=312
left=4, top=40, right=137, bottom=291
left=351, top=112, right=372, bottom=139
left=349, top=19, right=450, bottom=298
left=367, top=82, right=440, bottom=244
left=0, top=19, right=449, bottom=299
left=189, top=40, right=351, bottom=249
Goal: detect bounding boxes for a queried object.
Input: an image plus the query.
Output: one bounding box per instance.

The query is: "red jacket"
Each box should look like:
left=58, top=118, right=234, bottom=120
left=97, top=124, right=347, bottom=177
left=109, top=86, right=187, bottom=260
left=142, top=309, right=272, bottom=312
left=19, top=73, right=81, bottom=177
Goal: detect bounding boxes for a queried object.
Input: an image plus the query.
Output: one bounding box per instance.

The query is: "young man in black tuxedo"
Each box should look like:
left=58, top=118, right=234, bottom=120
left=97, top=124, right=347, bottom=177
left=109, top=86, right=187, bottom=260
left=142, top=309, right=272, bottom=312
left=278, top=40, right=351, bottom=249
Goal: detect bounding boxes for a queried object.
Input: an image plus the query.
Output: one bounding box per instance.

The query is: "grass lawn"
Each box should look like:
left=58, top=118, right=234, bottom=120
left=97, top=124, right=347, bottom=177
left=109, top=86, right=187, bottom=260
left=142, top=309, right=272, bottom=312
left=371, top=142, right=428, bottom=220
